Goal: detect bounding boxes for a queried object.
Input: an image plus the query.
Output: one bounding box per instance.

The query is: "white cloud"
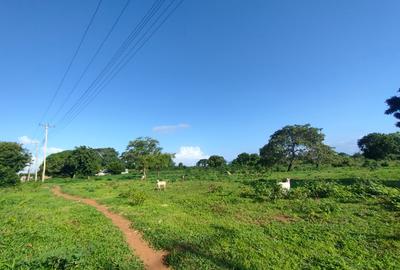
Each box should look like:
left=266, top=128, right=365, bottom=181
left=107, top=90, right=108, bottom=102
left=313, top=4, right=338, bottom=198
left=174, top=146, right=209, bottom=166
left=153, top=123, right=190, bottom=133
left=18, top=135, right=39, bottom=145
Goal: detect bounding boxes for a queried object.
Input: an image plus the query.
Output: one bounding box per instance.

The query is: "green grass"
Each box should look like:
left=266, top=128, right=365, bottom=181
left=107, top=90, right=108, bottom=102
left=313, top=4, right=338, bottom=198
left=0, top=183, right=143, bottom=270
left=2, top=166, right=400, bottom=269
left=57, top=166, right=400, bottom=270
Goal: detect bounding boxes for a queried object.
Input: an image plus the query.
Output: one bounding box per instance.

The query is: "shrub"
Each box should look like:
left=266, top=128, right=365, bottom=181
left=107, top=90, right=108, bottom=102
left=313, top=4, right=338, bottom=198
left=208, top=184, right=223, bottom=193
left=349, top=180, right=390, bottom=197
left=381, top=161, right=390, bottom=167
left=119, top=188, right=146, bottom=206
left=304, top=182, right=339, bottom=198
left=251, top=179, right=286, bottom=201
left=384, top=194, right=400, bottom=211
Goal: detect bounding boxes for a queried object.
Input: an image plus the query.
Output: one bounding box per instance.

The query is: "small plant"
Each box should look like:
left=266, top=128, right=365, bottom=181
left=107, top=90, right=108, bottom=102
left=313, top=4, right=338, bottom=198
left=208, top=184, right=223, bottom=193
left=119, top=188, right=146, bottom=206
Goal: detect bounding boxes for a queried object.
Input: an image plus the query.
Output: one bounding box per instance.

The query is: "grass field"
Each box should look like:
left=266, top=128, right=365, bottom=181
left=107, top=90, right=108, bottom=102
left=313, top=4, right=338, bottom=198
left=0, top=184, right=143, bottom=270
left=1, top=166, right=400, bottom=269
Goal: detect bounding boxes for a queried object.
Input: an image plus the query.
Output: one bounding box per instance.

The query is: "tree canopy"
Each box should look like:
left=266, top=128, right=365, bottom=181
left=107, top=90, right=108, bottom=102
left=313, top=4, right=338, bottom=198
left=0, top=142, right=31, bottom=173
left=0, top=142, right=31, bottom=186
left=42, top=150, right=74, bottom=177
left=207, top=155, right=227, bottom=168
left=121, top=137, right=173, bottom=177
left=94, top=148, right=120, bottom=168
left=358, top=132, right=400, bottom=160
left=385, top=89, right=400, bottom=128
left=231, top=153, right=260, bottom=167
left=260, top=124, right=325, bottom=171
left=68, top=146, right=101, bottom=177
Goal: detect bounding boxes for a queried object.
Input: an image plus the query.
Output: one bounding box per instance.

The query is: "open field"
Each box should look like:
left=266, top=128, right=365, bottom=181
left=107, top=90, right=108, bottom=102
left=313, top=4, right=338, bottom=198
left=2, top=166, right=400, bottom=269
left=0, top=184, right=143, bottom=270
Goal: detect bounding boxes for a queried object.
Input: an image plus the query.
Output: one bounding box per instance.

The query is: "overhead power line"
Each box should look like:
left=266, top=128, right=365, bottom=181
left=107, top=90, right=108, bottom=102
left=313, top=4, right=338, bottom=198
left=37, top=0, right=103, bottom=125
left=55, top=0, right=184, bottom=132
left=55, top=0, right=167, bottom=127
left=49, top=0, right=131, bottom=123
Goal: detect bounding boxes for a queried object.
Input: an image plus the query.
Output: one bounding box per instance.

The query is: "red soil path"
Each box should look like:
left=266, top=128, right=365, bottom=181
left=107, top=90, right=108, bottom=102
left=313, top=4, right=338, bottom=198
left=52, top=186, right=169, bottom=270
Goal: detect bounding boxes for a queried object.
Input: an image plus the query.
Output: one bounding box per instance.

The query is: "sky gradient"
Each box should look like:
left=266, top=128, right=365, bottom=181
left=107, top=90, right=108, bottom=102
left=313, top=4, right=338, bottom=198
left=0, top=0, right=399, bottom=165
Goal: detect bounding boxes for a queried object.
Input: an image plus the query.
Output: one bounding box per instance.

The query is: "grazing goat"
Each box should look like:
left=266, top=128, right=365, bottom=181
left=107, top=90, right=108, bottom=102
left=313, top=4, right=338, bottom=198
left=156, top=180, right=167, bottom=190
left=278, top=178, right=291, bottom=191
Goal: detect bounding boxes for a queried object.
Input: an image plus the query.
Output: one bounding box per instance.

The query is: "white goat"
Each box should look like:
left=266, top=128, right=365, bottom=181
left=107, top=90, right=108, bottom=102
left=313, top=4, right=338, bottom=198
left=278, top=178, right=291, bottom=191
left=156, top=180, right=167, bottom=190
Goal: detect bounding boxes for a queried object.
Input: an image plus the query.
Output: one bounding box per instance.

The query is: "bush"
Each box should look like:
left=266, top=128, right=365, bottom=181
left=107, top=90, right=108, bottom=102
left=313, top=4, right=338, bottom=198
left=0, top=164, right=19, bottom=186
left=251, top=179, right=286, bottom=201
left=381, top=161, right=390, bottom=167
left=349, top=180, right=390, bottom=198
left=384, top=194, right=400, bottom=211
left=305, top=182, right=339, bottom=198
left=119, top=188, right=146, bottom=206
left=362, top=159, right=379, bottom=170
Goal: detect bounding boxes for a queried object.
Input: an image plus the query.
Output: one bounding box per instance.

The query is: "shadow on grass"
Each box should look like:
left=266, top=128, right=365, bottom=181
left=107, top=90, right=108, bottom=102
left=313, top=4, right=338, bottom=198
left=165, top=225, right=246, bottom=270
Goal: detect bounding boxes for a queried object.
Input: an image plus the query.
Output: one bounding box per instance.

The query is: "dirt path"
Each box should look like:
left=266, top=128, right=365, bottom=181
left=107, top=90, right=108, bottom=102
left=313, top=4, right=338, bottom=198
left=52, top=186, right=169, bottom=270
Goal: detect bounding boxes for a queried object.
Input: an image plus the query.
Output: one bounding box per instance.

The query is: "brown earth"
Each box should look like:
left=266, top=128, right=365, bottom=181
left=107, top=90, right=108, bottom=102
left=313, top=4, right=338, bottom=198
left=52, top=186, right=169, bottom=270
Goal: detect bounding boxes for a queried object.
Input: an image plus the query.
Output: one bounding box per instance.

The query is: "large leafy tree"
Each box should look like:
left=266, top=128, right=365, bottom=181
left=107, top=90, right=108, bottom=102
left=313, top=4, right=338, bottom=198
left=0, top=142, right=31, bottom=173
left=231, top=153, right=260, bottom=167
left=358, top=132, right=400, bottom=160
left=207, top=155, right=227, bottom=168
left=150, top=153, right=175, bottom=176
left=121, top=137, right=173, bottom=178
left=67, top=146, right=101, bottom=177
left=41, top=150, right=74, bottom=177
left=122, top=137, right=162, bottom=169
left=94, top=148, right=120, bottom=168
left=385, top=89, right=400, bottom=128
left=196, top=159, right=208, bottom=167
left=306, top=143, right=336, bottom=168
left=0, top=142, right=31, bottom=186
left=260, top=124, right=325, bottom=171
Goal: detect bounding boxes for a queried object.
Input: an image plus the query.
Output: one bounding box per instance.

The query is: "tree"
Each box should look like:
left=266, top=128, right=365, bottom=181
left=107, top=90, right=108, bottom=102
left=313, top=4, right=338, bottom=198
left=121, top=137, right=173, bottom=179
left=150, top=153, right=175, bottom=177
left=0, top=142, right=31, bottom=173
left=94, top=148, right=120, bottom=169
left=67, top=146, right=101, bottom=177
left=260, top=124, right=325, bottom=171
left=196, top=159, right=208, bottom=167
left=122, top=137, right=162, bottom=169
left=0, top=142, right=30, bottom=186
left=207, top=155, right=227, bottom=168
left=306, top=143, right=336, bottom=168
left=385, top=89, right=400, bottom=128
left=231, top=153, right=260, bottom=167
left=358, top=133, right=400, bottom=160
left=41, top=150, right=74, bottom=177
left=107, top=160, right=125, bottom=175
left=0, top=165, right=19, bottom=186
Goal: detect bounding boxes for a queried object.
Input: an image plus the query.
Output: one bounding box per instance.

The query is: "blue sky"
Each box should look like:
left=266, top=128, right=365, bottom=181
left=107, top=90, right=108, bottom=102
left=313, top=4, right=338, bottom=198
left=0, top=0, right=399, bottom=165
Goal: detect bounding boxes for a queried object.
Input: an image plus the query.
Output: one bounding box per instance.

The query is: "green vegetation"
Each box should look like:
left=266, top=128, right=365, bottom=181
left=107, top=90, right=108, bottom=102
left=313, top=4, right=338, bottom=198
left=49, top=166, right=400, bottom=270
left=358, top=132, right=400, bottom=160
left=385, top=88, right=400, bottom=128
left=0, top=183, right=143, bottom=269
left=0, top=142, right=30, bottom=186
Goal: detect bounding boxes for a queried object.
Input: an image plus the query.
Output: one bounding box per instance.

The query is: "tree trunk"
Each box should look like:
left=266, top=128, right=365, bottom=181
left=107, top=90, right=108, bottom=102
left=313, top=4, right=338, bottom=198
left=287, top=162, right=293, bottom=172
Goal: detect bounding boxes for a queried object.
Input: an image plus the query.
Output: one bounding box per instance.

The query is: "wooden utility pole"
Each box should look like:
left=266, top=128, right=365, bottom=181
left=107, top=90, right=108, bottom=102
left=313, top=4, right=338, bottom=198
left=40, top=123, right=54, bottom=182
